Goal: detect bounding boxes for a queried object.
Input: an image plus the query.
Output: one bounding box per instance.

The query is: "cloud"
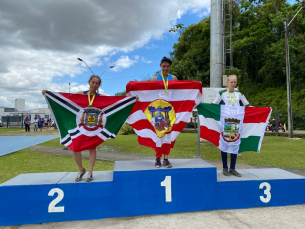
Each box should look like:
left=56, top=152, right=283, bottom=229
left=141, top=57, right=152, bottom=64
left=113, top=56, right=137, bottom=71
left=0, top=0, right=210, bottom=109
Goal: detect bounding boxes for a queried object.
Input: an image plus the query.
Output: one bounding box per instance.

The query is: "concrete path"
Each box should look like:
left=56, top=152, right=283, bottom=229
left=1, top=205, right=305, bottom=229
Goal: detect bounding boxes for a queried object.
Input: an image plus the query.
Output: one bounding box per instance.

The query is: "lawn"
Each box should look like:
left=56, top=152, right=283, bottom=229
left=0, top=128, right=23, bottom=132
left=39, top=134, right=305, bottom=170
left=0, top=150, right=114, bottom=184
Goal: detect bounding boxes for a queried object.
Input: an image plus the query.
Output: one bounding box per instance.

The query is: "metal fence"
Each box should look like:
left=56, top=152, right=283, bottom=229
left=1, top=115, right=23, bottom=128
left=1, top=113, right=45, bottom=128
left=270, top=107, right=305, bottom=137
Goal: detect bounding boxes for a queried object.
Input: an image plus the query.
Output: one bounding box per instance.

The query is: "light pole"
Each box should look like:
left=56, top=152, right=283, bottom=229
left=100, top=66, right=114, bottom=76
left=271, top=1, right=305, bottom=138
left=77, top=58, right=96, bottom=75
left=69, top=83, right=70, bottom=93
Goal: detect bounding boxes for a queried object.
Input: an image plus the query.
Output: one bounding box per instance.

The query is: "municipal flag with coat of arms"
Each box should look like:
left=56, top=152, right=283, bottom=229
left=126, top=81, right=202, bottom=155
left=197, top=103, right=272, bottom=154
left=44, top=91, right=136, bottom=152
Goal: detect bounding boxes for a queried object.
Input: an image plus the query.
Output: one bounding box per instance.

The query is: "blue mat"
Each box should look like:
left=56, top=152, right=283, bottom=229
left=0, top=135, right=59, bottom=157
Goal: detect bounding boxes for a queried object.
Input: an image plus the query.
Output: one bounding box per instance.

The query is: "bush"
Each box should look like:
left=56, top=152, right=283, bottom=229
left=119, top=123, right=135, bottom=135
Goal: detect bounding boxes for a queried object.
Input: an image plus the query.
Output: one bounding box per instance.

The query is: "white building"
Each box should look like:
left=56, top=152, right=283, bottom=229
left=15, top=99, right=25, bottom=111
left=0, top=99, right=52, bottom=125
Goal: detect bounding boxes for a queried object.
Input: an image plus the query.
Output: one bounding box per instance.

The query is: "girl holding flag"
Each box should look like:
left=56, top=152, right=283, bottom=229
left=151, top=57, right=178, bottom=168
left=42, top=75, right=103, bottom=182
left=213, top=75, right=250, bottom=177
left=43, top=75, right=138, bottom=182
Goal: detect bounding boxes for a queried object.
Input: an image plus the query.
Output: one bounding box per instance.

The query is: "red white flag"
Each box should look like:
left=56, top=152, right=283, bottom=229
left=44, top=91, right=136, bottom=152
left=126, top=81, right=202, bottom=156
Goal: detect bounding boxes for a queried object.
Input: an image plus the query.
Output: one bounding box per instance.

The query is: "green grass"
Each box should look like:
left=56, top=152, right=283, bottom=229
left=39, top=138, right=66, bottom=148
left=0, top=128, right=23, bottom=132
left=38, top=134, right=305, bottom=170
left=0, top=150, right=114, bottom=184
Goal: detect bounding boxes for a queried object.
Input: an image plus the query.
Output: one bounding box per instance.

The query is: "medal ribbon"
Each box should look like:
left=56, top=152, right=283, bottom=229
left=87, top=91, right=96, bottom=106
left=227, top=89, right=235, bottom=106
left=161, top=73, right=169, bottom=92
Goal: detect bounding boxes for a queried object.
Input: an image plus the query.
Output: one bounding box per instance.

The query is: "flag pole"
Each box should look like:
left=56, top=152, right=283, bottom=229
left=197, top=110, right=201, bottom=157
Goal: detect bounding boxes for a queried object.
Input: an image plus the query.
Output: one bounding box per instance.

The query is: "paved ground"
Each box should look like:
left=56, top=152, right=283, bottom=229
left=1, top=205, right=305, bottom=229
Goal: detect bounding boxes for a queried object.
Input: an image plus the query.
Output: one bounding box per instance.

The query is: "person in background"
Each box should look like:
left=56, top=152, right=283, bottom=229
left=38, top=116, right=43, bottom=132
left=44, top=117, right=48, bottom=128
left=33, top=118, right=38, bottom=132
left=24, top=116, right=30, bottom=132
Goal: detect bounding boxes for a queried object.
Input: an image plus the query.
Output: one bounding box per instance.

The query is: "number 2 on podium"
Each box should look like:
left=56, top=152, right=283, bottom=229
left=48, top=188, right=65, bottom=213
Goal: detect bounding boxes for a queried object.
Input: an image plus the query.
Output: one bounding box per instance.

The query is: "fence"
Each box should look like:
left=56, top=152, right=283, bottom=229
left=270, top=107, right=305, bottom=137
left=1, top=115, right=23, bottom=128
left=1, top=113, right=47, bottom=128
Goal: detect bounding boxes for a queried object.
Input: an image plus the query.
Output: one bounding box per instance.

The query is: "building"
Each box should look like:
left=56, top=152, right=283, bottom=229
left=0, top=99, right=52, bottom=126
left=15, top=99, right=25, bottom=111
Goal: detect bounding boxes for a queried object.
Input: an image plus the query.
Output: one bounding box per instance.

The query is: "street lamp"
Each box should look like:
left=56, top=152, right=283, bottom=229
left=77, top=58, right=96, bottom=75
left=271, top=1, right=305, bottom=138
left=100, top=66, right=114, bottom=77
left=69, top=83, right=70, bottom=93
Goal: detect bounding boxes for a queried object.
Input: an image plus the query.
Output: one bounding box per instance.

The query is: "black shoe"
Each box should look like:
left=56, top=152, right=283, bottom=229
left=222, top=168, right=231, bottom=176
left=229, top=169, right=242, bottom=177
left=155, top=157, right=161, bottom=168
left=163, top=159, right=172, bottom=168
left=63, top=147, right=68, bottom=150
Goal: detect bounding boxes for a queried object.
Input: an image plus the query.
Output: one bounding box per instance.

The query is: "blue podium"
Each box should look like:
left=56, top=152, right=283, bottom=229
left=1, top=159, right=305, bottom=226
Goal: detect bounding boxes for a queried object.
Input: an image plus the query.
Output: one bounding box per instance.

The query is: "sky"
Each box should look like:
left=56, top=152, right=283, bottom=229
left=0, top=0, right=298, bottom=110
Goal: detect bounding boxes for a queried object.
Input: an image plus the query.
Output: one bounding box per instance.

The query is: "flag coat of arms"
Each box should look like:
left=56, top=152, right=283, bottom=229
left=197, top=103, right=272, bottom=154
left=126, top=81, right=202, bottom=155
left=44, top=91, right=136, bottom=152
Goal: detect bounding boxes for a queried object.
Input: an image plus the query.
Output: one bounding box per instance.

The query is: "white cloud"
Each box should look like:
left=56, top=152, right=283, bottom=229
left=0, top=0, right=210, bottom=109
left=113, top=56, right=137, bottom=71
left=141, top=57, right=152, bottom=64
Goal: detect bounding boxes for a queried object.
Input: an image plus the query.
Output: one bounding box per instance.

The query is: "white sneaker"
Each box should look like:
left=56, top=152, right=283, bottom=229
left=75, top=169, right=86, bottom=182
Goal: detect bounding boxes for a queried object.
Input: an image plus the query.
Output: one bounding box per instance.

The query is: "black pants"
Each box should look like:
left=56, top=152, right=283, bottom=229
left=25, top=124, right=30, bottom=132
left=221, top=151, right=237, bottom=169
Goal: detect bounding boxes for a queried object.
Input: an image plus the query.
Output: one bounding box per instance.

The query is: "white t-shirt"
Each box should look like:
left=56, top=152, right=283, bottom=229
left=213, top=89, right=249, bottom=106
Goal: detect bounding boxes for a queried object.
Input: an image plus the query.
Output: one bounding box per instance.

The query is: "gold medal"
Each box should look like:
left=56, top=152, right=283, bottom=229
left=87, top=91, right=96, bottom=107
left=161, top=73, right=169, bottom=92
left=227, top=89, right=235, bottom=106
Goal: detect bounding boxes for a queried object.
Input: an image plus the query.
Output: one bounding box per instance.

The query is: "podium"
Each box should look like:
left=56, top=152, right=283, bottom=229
left=1, top=159, right=305, bottom=226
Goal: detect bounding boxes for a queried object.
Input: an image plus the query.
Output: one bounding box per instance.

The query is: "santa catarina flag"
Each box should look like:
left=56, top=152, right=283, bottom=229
left=197, top=103, right=272, bottom=154
left=44, top=91, right=136, bottom=152
left=126, top=81, right=202, bottom=155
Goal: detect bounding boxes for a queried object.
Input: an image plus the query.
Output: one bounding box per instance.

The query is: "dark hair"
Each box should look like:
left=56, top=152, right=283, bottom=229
left=88, top=75, right=101, bottom=85
left=160, top=56, right=172, bottom=65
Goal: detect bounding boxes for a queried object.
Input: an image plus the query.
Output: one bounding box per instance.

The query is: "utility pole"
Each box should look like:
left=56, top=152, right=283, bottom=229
left=284, top=21, right=293, bottom=138
left=210, top=0, right=224, bottom=88
left=270, top=1, right=305, bottom=138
